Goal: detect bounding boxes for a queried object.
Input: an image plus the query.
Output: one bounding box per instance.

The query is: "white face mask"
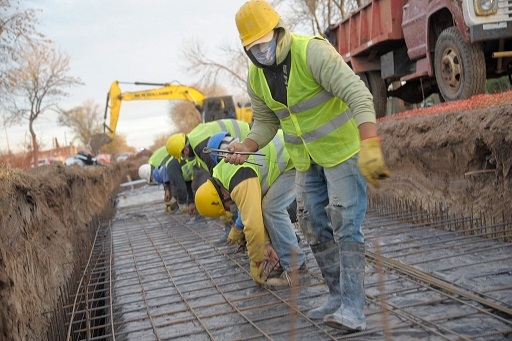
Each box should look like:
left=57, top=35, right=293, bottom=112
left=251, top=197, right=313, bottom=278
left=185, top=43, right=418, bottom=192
left=250, top=38, right=277, bottom=66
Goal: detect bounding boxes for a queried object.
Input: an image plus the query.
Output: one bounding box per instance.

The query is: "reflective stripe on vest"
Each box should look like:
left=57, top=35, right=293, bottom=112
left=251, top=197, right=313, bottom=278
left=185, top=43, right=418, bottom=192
left=283, top=109, right=354, bottom=144
left=274, top=90, right=333, bottom=119
left=216, top=119, right=245, bottom=140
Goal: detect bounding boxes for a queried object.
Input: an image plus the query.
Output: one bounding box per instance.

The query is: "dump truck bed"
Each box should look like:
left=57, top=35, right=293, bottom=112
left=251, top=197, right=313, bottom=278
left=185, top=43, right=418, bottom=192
left=327, top=0, right=408, bottom=70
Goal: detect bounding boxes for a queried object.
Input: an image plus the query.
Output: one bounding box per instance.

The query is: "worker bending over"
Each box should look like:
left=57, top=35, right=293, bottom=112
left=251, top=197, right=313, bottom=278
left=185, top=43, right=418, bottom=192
left=166, top=119, right=250, bottom=225
left=195, top=130, right=306, bottom=285
left=138, top=146, right=193, bottom=213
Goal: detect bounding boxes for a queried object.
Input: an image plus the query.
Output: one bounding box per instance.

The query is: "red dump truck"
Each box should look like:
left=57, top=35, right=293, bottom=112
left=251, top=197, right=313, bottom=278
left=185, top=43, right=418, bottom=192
left=325, top=0, right=512, bottom=117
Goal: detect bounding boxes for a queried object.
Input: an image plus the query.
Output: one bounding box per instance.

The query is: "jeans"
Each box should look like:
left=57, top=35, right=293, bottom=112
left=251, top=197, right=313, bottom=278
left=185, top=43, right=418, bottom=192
left=262, top=169, right=306, bottom=271
left=296, top=155, right=367, bottom=246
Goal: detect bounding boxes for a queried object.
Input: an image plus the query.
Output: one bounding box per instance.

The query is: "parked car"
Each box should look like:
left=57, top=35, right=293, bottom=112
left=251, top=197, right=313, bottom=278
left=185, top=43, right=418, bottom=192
left=65, top=151, right=101, bottom=166
left=116, top=152, right=133, bottom=162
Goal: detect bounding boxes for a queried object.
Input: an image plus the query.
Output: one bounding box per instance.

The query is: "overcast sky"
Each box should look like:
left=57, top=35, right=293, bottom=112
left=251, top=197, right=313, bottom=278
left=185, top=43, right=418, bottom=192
left=2, top=0, right=250, bottom=153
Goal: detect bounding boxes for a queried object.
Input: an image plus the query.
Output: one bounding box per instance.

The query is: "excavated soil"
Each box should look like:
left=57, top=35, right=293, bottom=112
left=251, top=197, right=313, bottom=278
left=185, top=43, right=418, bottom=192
left=372, top=90, right=512, bottom=224
left=0, top=91, right=511, bottom=340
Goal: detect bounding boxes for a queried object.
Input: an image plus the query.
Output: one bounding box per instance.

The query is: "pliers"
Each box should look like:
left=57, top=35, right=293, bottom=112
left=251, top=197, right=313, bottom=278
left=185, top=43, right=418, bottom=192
left=202, top=147, right=265, bottom=166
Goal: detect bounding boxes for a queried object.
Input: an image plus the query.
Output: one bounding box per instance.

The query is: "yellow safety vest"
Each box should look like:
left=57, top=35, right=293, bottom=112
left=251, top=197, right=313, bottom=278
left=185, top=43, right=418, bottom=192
left=188, top=119, right=251, bottom=171
left=180, top=158, right=194, bottom=182
left=213, top=130, right=291, bottom=195
left=149, top=146, right=171, bottom=168
left=249, top=33, right=360, bottom=171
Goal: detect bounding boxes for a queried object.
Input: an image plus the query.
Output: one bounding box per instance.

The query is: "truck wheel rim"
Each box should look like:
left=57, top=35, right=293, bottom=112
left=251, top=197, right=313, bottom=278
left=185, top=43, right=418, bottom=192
left=441, top=47, right=463, bottom=93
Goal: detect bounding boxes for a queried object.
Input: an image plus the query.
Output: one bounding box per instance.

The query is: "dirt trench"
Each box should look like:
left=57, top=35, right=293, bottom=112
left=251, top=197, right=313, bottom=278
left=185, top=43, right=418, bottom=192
left=0, top=91, right=511, bottom=340
left=0, top=162, right=135, bottom=341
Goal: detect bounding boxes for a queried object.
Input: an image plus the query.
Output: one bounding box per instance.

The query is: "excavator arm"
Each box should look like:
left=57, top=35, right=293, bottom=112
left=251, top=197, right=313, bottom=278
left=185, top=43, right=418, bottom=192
left=104, top=81, right=206, bottom=138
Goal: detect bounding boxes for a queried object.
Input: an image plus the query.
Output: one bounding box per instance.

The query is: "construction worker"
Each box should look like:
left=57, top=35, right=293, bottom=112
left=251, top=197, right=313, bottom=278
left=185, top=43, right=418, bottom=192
left=138, top=146, right=194, bottom=214
left=166, top=119, right=251, bottom=224
left=204, top=130, right=306, bottom=284
left=226, top=0, right=390, bottom=332
left=195, top=130, right=305, bottom=285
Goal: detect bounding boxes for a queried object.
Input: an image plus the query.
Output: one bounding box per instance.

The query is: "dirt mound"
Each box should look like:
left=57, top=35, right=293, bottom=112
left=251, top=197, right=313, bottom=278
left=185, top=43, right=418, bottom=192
left=371, top=92, right=512, bottom=226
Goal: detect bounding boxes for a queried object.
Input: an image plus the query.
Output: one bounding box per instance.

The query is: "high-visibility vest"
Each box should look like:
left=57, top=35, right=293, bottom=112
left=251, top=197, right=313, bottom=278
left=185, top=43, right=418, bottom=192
left=249, top=33, right=360, bottom=171
left=188, top=119, right=251, bottom=171
left=213, top=130, right=291, bottom=196
left=151, top=146, right=194, bottom=182
left=149, top=146, right=171, bottom=168
left=180, top=158, right=194, bottom=182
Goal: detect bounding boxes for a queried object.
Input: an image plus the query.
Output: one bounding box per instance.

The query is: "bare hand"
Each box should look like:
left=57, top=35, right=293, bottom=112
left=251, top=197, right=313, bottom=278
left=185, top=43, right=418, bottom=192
left=164, top=189, right=171, bottom=202
left=224, top=142, right=250, bottom=165
left=188, top=203, right=195, bottom=216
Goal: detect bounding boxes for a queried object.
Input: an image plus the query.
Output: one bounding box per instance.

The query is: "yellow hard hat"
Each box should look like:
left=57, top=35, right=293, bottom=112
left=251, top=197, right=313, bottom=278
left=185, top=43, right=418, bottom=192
left=166, top=133, right=186, bottom=161
left=235, top=0, right=279, bottom=48
left=195, top=179, right=226, bottom=218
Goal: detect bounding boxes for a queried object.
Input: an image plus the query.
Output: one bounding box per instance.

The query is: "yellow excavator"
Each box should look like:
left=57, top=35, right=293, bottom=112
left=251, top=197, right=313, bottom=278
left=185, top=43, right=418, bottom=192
left=103, top=81, right=253, bottom=139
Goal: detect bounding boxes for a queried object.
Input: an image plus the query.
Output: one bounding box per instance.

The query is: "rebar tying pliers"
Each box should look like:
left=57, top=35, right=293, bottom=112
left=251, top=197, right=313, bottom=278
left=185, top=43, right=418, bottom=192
left=202, top=147, right=265, bottom=166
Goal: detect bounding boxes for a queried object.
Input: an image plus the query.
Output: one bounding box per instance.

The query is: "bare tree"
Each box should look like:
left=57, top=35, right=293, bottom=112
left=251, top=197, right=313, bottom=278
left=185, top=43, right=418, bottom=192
left=3, top=42, right=83, bottom=164
left=276, top=0, right=342, bottom=35
left=99, top=133, right=133, bottom=157
left=0, top=0, right=45, bottom=96
left=57, top=99, right=103, bottom=146
left=170, top=101, right=202, bottom=133
left=149, top=133, right=170, bottom=152
left=181, top=39, right=250, bottom=97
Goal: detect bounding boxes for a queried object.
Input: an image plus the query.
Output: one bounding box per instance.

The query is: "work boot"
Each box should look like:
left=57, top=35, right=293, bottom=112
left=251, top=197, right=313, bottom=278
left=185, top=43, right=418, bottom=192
left=324, top=242, right=366, bottom=331
left=266, top=262, right=306, bottom=287
left=306, top=239, right=341, bottom=320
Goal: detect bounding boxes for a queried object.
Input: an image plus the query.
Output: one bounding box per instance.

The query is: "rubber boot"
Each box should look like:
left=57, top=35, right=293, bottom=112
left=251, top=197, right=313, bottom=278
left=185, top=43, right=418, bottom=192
left=324, top=242, right=366, bottom=331
left=306, top=239, right=341, bottom=319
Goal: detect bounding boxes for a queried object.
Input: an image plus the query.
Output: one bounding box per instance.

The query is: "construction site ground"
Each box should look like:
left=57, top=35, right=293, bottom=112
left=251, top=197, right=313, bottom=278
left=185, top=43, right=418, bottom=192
left=1, top=90, right=511, bottom=340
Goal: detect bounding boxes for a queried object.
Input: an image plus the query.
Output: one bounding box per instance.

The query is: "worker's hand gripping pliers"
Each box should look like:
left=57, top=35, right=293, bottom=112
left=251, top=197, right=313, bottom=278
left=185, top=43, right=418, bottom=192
left=202, top=147, right=265, bottom=166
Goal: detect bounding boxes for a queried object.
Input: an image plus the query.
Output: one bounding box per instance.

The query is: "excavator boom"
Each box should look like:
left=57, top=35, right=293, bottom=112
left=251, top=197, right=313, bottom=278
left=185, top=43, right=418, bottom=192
left=104, top=81, right=206, bottom=138
left=103, top=80, right=252, bottom=140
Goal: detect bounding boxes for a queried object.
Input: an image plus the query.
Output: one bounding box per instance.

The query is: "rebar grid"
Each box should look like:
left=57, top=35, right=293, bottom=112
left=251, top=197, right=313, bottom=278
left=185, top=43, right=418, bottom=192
left=56, top=186, right=512, bottom=341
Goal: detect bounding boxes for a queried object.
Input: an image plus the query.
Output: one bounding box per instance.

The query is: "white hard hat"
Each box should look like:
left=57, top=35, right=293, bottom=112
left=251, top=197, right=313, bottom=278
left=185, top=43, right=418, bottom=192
left=138, top=164, right=152, bottom=183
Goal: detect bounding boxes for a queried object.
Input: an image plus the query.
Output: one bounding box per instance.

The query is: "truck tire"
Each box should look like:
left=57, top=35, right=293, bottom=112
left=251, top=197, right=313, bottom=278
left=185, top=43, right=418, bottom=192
left=434, top=27, right=486, bottom=102
left=358, top=71, right=387, bottom=118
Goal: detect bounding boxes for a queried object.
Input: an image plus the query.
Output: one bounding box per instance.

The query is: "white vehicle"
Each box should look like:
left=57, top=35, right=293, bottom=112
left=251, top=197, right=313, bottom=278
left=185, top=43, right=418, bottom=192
left=65, top=151, right=100, bottom=166
left=116, top=152, right=133, bottom=162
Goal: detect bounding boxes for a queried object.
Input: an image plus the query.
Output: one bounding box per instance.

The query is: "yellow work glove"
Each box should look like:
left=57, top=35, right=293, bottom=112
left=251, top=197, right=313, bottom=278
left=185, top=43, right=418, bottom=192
left=165, top=201, right=177, bottom=213
left=178, top=204, right=188, bottom=214
left=227, top=227, right=245, bottom=246
left=357, top=137, right=391, bottom=188
left=219, top=211, right=233, bottom=224
left=250, top=261, right=267, bottom=285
